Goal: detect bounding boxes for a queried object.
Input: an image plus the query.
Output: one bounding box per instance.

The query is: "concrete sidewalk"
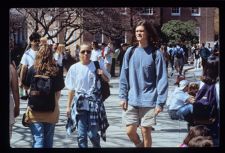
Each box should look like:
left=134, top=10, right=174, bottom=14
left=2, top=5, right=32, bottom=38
left=10, top=64, right=203, bottom=148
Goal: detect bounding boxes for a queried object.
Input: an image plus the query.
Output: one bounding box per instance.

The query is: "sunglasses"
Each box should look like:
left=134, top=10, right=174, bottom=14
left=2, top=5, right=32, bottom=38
left=80, top=50, right=91, bottom=54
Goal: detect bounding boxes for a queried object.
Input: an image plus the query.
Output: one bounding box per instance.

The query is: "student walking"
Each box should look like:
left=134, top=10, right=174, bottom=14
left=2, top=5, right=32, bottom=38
left=199, top=43, right=211, bottom=76
left=23, top=44, right=65, bottom=148
left=192, top=44, right=201, bottom=70
left=65, top=43, right=110, bottom=148
left=119, top=20, right=168, bottom=147
left=174, top=44, right=185, bottom=75
left=19, top=32, right=41, bottom=99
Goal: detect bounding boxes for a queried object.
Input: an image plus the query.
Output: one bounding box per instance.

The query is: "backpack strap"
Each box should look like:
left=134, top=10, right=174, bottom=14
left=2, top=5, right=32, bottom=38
left=34, top=75, right=50, bottom=79
left=93, top=61, right=100, bottom=69
left=128, top=45, right=137, bottom=63
left=152, top=50, right=156, bottom=62
left=93, top=61, right=101, bottom=79
left=127, top=45, right=137, bottom=90
left=152, top=50, right=157, bottom=82
left=128, top=45, right=156, bottom=63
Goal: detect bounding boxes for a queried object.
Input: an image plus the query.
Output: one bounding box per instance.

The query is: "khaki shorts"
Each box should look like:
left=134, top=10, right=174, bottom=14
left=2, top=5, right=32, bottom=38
left=123, top=105, right=156, bottom=127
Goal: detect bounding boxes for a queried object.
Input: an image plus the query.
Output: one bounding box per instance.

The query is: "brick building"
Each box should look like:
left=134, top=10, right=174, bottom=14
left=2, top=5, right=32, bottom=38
left=11, top=7, right=219, bottom=52
left=161, top=7, right=218, bottom=45
left=81, top=7, right=219, bottom=48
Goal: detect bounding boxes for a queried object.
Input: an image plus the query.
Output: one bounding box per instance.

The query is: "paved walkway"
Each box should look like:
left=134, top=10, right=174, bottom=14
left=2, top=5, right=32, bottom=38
left=10, top=64, right=203, bottom=148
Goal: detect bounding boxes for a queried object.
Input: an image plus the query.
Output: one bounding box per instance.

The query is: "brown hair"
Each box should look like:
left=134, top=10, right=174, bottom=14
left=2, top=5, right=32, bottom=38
left=188, top=136, right=213, bottom=147
left=201, top=55, right=219, bottom=84
left=131, top=20, right=159, bottom=49
left=56, top=44, right=65, bottom=54
left=183, top=125, right=211, bottom=145
left=34, top=44, right=58, bottom=76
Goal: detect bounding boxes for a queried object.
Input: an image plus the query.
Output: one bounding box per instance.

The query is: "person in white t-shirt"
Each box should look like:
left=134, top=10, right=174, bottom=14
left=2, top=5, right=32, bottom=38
left=65, top=43, right=110, bottom=148
left=53, top=44, right=65, bottom=104
left=90, top=41, right=102, bottom=62
left=19, top=32, right=41, bottom=97
left=53, top=44, right=65, bottom=67
left=104, top=42, right=113, bottom=73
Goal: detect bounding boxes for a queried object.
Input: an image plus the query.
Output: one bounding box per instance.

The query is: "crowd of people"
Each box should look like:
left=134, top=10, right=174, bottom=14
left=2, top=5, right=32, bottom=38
left=9, top=19, right=220, bottom=148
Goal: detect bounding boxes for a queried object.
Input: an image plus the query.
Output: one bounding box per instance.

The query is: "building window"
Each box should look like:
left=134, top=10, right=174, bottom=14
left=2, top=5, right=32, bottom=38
left=140, top=7, right=154, bottom=15
left=121, top=7, right=127, bottom=15
left=191, top=7, right=200, bottom=16
left=171, top=7, right=180, bottom=16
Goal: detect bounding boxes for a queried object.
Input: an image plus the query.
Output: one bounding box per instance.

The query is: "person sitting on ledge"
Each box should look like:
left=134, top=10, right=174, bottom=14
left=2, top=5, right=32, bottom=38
left=167, top=80, right=195, bottom=122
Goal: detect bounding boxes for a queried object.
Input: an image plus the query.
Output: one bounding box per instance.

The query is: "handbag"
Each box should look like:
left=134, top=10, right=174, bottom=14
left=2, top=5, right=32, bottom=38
left=100, top=79, right=110, bottom=102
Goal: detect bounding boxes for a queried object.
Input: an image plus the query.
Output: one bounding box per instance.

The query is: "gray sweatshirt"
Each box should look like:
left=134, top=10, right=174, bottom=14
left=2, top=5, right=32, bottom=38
left=119, top=46, right=168, bottom=108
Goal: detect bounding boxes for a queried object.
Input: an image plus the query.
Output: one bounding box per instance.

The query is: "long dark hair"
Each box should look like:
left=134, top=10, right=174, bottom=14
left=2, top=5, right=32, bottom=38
left=131, top=20, right=159, bottom=50
left=201, top=55, right=219, bottom=84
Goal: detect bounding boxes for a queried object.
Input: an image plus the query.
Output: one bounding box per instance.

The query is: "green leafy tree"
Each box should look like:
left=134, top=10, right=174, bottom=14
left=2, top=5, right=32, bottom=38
left=161, top=20, right=199, bottom=44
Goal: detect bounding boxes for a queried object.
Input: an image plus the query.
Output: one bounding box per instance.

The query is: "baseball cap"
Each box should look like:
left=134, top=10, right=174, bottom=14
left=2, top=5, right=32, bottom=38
left=178, top=80, right=189, bottom=90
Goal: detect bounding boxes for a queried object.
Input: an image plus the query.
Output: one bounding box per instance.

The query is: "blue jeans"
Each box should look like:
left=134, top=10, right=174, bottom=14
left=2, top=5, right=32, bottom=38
left=76, top=110, right=100, bottom=148
left=176, top=104, right=193, bottom=123
left=29, top=122, right=55, bottom=148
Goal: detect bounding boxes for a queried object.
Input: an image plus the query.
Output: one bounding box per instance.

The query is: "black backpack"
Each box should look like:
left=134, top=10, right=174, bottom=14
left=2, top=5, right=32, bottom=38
left=175, top=48, right=183, bottom=58
left=28, top=75, right=55, bottom=112
left=193, top=84, right=218, bottom=124
left=93, top=61, right=110, bottom=102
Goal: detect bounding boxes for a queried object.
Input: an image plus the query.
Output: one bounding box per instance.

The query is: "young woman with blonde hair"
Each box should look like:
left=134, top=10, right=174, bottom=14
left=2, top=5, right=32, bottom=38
left=23, top=44, right=64, bottom=148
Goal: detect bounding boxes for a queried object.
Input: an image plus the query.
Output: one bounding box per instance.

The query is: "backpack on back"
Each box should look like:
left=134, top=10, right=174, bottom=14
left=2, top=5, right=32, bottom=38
left=28, top=74, right=55, bottom=112
left=169, top=48, right=174, bottom=60
left=193, top=84, right=218, bottom=124
left=175, top=48, right=183, bottom=58
left=200, top=47, right=211, bottom=60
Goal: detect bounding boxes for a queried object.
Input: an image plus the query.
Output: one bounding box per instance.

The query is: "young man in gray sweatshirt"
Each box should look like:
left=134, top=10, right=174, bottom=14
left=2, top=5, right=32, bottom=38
left=119, top=20, right=168, bottom=147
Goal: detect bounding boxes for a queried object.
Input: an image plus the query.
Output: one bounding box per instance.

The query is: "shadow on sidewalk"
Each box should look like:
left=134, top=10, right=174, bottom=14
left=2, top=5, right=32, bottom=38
left=160, top=128, right=188, bottom=133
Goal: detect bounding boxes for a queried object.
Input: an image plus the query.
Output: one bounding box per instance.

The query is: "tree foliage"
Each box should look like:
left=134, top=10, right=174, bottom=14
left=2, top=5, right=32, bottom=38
left=15, top=8, right=83, bottom=46
left=11, top=7, right=154, bottom=47
left=161, top=20, right=199, bottom=44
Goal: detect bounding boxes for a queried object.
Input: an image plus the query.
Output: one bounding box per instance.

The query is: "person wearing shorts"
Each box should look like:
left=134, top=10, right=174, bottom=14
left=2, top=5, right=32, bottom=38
left=119, top=20, right=168, bottom=147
